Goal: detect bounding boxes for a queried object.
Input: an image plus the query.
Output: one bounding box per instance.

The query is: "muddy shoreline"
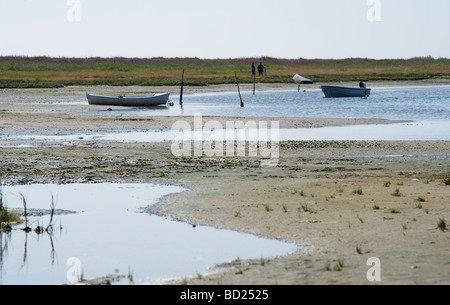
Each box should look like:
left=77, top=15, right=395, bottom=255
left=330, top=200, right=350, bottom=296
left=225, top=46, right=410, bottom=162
left=0, top=83, right=449, bottom=285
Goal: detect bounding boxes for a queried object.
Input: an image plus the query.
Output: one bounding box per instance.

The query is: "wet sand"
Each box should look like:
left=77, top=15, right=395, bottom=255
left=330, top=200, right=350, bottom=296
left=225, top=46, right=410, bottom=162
left=0, top=82, right=449, bottom=285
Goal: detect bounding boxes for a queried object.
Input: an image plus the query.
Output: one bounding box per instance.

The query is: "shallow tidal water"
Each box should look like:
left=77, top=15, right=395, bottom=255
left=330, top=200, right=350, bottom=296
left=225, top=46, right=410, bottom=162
left=1, top=85, right=449, bottom=120
left=18, top=85, right=446, bottom=121
left=0, top=183, right=300, bottom=285
left=1, top=86, right=449, bottom=147
left=8, top=120, right=450, bottom=146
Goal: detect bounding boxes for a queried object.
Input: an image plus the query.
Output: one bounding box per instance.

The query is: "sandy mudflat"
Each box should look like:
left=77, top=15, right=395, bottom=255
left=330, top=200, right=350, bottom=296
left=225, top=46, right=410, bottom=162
left=0, top=82, right=449, bottom=285
left=149, top=140, right=449, bottom=285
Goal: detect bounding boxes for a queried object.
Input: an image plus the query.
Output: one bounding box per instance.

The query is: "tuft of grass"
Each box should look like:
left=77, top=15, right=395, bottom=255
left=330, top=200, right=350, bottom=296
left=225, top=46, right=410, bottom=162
left=402, top=224, right=407, bottom=230
left=299, top=203, right=317, bottom=214
left=353, top=188, right=363, bottom=195
left=416, top=203, right=423, bottom=209
left=392, top=188, right=401, bottom=197
left=398, top=171, right=404, bottom=176
left=46, top=194, right=56, bottom=233
left=333, top=264, right=342, bottom=272
left=443, top=178, right=450, bottom=185
left=282, top=204, right=288, bottom=213
left=373, top=205, right=380, bottom=210
left=0, top=188, right=22, bottom=227
left=234, top=208, right=241, bottom=218
left=333, top=258, right=345, bottom=271
left=78, top=269, right=85, bottom=283
left=260, top=257, right=266, bottom=266
left=356, top=245, right=363, bottom=255
left=264, top=204, right=270, bottom=212
left=417, top=197, right=426, bottom=203
left=437, top=218, right=446, bottom=232
left=128, top=267, right=134, bottom=283
left=19, top=192, right=32, bottom=232
left=383, top=181, right=391, bottom=187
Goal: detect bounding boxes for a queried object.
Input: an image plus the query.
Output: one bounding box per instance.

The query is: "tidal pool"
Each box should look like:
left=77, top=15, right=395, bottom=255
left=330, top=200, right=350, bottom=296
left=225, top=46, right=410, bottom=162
left=0, top=183, right=300, bottom=285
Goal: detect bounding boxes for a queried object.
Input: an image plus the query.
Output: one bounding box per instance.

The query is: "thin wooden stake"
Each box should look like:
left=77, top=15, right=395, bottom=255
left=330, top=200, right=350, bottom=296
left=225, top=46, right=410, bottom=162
left=235, top=72, right=244, bottom=108
left=179, top=69, right=184, bottom=107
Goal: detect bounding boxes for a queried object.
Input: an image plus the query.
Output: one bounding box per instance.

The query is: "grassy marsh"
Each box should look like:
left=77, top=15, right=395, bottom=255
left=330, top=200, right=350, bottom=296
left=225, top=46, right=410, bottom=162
left=1, top=56, right=449, bottom=88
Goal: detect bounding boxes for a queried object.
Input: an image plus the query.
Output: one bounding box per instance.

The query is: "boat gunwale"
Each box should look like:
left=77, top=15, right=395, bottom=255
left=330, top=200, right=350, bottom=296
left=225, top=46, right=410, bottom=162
left=319, top=85, right=371, bottom=90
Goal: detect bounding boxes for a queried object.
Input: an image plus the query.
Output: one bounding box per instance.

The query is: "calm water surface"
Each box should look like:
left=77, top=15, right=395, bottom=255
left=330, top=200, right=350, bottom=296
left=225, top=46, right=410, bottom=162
left=82, top=85, right=450, bottom=121
left=1, top=85, right=448, bottom=120
left=0, top=184, right=300, bottom=285
left=2, top=86, right=449, bottom=145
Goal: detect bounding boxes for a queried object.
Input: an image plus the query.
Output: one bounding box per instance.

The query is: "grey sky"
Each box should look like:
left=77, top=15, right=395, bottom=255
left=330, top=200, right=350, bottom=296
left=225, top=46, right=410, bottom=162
left=0, top=0, right=449, bottom=59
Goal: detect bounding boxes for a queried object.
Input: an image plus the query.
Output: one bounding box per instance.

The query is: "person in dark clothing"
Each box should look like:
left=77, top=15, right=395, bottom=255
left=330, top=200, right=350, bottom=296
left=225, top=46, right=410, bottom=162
left=251, top=63, right=256, bottom=76
left=257, top=63, right=264, bottom=76
left=359, top=81, right=366, bottom=88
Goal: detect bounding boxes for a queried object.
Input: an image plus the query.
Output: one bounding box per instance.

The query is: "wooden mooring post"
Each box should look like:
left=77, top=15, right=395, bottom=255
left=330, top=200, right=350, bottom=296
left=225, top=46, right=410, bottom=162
left=179, top=69, right=185, bottom=107
left=235, top=72, right=244, bottom=108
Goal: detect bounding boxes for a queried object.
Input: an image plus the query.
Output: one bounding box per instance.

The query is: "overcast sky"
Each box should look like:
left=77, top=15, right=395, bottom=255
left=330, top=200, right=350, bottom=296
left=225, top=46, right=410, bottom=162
left=1, top=0, right=449, bottom=59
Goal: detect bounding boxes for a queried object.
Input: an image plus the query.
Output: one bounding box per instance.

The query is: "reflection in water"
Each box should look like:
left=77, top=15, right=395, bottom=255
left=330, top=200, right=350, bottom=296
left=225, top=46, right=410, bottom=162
left=0, top=184, right=299, bottom=285
left=50, top=234, right=55, bottom=265
left=0, top=215, right=59, bottom=281
left=0, top=231, right=11, bottom=276
left=21, top=232, right=27, bottom=269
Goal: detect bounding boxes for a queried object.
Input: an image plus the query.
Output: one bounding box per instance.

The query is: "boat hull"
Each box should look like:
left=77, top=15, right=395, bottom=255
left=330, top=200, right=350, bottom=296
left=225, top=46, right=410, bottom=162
left=293, top=74, right=313, bottom=84
left=86, top=92, right=170, bottom=106
left=320, top=86, right=371, bottom=98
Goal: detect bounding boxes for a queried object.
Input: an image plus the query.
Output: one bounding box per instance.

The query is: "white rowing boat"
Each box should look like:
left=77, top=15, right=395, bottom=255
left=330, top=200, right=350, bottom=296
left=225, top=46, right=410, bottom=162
left=86, top=92, right=170, bottom=107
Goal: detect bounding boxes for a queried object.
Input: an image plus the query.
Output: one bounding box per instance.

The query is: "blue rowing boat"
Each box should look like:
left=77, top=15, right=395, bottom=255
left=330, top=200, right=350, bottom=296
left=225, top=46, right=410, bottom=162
left=320, top=86, right=371, bottom=98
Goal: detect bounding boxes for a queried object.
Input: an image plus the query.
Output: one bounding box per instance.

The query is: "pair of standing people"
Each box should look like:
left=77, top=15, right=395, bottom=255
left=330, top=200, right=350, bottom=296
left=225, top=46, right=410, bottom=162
left=252, top=63, right=265, bottom=76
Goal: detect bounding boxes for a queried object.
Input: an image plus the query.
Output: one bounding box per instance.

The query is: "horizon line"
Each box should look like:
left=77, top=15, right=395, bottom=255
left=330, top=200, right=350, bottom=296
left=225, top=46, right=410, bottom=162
left=1, top=55, right=448, bottom=61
